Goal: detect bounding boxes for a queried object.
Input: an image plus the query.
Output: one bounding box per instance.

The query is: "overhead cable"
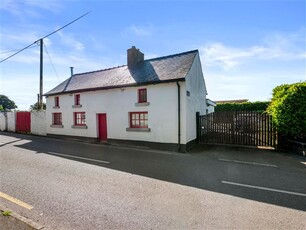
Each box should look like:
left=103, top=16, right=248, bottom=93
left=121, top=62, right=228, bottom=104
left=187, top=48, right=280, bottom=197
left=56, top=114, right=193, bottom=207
left=0, top=11, right=90, bottom=63
left=43, top=43, right=61, bottom=83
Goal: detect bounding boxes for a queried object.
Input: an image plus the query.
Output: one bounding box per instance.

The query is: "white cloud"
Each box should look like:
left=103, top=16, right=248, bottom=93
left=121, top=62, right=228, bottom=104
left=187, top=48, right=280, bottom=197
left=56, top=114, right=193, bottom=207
left=57, top=31, right=85, bottom=52
left=199, top=30, right=306, bottom=69
left=0, top=0, right=62, bottom=15
left=200, top=43, right=265, bottom=69
left=126, top=24, right=154, bottom=37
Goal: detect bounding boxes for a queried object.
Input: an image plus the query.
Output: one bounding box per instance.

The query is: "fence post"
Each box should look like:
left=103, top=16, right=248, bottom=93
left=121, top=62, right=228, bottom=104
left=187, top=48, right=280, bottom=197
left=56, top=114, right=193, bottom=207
left=196, top=112, right=200, bottom=143
left=231, top=111, right=235, bottom=144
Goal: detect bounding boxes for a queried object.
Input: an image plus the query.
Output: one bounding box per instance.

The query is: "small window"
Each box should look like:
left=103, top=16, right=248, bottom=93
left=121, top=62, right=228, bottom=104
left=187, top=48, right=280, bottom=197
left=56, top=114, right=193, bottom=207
left=138, top=89, right=147, bottom=103
left=74, top=112, right=86, bottom=126
left=52, top=113, right=62, bottom=125
left=54, top=96, right=59, bottom=107
left=75, top=94, right=80, bottom=105
left=130, top=112, right=148, bottom=128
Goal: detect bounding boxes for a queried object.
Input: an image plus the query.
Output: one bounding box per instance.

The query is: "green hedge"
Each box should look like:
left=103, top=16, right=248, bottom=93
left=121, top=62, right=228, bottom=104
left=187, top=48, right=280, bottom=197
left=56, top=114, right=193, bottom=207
left=215, top=101, right=270, bottom=113
left=267, top=82, right=306, bottom=140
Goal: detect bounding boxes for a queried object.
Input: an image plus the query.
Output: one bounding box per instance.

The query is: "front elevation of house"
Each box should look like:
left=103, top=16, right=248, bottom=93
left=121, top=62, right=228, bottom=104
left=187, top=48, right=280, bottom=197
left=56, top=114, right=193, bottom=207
left=45, top=46, right=208, bottom=152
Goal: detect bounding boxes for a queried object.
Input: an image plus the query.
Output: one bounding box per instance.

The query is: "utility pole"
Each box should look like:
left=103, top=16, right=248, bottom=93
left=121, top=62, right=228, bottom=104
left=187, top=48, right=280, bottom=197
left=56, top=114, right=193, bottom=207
left=0, top=12, right=90, bottom=110
left=39, top=39, right=43, bottom=110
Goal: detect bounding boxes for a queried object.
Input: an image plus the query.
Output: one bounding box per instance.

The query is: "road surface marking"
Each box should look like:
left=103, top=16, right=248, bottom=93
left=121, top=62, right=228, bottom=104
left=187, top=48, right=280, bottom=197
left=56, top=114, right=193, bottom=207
left=221, top=181, right=306, bottom=197
left=0, top=191, right=33, bottom=210
left=218, top=158, right=278, bottom=168
left=48, top=152, right=110, bottom=164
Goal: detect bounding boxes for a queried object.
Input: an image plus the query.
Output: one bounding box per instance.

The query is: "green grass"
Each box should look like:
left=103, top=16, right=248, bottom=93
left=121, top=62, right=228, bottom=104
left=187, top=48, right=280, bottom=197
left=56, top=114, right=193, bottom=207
left=2, top=210, right=12, bottom=216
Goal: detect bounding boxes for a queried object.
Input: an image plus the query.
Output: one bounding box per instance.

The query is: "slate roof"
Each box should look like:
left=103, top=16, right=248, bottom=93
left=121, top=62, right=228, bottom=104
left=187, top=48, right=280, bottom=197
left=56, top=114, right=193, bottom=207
left=45, top=49, right=198, bottom=96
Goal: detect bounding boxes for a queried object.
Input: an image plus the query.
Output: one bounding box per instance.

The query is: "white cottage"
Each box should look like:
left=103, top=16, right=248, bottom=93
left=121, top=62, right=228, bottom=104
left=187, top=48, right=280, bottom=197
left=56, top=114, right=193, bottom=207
left=45, top=46, right=208, bottom=152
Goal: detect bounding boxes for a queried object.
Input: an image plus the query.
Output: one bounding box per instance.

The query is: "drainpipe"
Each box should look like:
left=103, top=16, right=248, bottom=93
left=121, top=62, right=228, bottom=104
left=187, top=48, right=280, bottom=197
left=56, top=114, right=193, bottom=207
left=177, top=82, right=181, bottom=152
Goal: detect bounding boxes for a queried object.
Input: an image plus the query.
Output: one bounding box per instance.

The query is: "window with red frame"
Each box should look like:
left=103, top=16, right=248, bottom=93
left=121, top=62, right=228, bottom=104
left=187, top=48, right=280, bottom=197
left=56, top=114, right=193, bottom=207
left=54, top=96, right=59, bottom=107
left=75, top=94, right=80, bottom=105
left=52, top=113, right=62, bottom=125
left=130, top=112, right=148, bottom=128
left=138, top=88, right=147, bottom=103
left=74, top=112, right=86, bottom=125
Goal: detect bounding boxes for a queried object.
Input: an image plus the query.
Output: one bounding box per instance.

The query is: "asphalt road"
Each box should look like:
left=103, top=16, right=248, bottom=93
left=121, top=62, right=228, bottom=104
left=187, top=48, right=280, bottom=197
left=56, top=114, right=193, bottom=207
left=0, top=132, right=305, bottom=229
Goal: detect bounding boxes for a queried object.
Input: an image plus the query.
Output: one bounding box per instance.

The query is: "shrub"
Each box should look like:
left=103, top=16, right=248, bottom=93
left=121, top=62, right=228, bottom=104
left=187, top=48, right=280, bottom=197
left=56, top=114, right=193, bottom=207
left=267, top=82, right=306, bottom=141
left=215, top=101, right=269, bottom=113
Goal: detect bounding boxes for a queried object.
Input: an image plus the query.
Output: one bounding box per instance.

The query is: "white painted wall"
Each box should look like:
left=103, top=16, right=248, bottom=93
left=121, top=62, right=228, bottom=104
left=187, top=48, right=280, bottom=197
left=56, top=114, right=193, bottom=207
left=185, top=53, right=207, bottom=143
left=7, top=112, right=15, bottom=132
left=45, top=53, right=208, bottom=147
left=0, top=112, right=6, bottom=131
left=31, top=111, right=46, bottom=136
left=207, top=105, right=215, bottom=114
left=46, top=82, right=186, bottom=144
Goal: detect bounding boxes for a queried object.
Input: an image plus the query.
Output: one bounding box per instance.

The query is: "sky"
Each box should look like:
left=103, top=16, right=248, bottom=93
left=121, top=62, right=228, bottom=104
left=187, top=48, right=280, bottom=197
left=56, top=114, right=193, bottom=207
left=0, top=0, right=305, bottom=110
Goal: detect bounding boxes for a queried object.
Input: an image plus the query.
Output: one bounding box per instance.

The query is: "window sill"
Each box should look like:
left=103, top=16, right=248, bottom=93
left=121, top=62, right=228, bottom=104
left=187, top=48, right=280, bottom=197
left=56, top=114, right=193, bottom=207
left=50, top=124, right=63, bottom=128
left=135, top=102, right=150, bottom=106
left=72, top=105, right=82, bottom=108
left=126, top=128, right=151, bottom=132
left=71, top=125, right=87, bottom=129
left=53, top=106, right=60, bottom=109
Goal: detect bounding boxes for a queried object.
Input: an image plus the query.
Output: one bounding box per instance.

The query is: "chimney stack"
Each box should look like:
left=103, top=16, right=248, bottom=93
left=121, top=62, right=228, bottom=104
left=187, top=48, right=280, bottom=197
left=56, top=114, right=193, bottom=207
left=127, top=46, right=144, bottom=68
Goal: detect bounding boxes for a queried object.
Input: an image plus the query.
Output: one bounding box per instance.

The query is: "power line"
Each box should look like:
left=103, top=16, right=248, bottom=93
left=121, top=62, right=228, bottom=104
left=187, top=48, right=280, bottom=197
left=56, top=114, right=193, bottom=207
left=43, top=43, right=61, bottom=83
left=40, top=11, right=90, bottom=41
left=0, top=11, right=90, bottom=63
left=0, top=42, right=37, bottom=63
left=0, top=45, right=38, bottom=54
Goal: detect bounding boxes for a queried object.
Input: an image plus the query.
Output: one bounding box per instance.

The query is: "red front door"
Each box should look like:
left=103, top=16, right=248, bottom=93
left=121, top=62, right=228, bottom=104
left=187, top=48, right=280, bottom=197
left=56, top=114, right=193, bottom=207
left=98, top=114, right=107, bottom=142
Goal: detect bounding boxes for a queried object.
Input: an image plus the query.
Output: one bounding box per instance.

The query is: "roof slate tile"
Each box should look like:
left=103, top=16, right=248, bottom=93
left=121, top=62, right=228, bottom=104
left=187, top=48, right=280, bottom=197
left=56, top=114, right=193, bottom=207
left=45, top=49, right=198, bottom=96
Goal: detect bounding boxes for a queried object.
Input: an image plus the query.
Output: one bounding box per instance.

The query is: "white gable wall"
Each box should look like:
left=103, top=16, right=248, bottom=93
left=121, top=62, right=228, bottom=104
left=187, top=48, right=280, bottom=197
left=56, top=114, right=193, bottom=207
left=46, top=82, right=186, bottom=145
left=185, top=53, right=207, bottom=144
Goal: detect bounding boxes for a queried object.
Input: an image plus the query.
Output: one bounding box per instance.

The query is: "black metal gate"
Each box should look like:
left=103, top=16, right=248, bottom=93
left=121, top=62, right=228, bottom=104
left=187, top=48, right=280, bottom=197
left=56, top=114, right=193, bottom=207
left=197, top=111, right=276, bottom=147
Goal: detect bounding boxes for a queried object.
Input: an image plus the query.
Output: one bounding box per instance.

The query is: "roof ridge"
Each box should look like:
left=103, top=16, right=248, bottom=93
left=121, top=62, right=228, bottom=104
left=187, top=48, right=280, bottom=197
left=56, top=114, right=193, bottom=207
left=145, top=49, right=198, bottom=62
left=73, top=49, right=198, bottom=76
left=73, top=64, right=126, bottom=76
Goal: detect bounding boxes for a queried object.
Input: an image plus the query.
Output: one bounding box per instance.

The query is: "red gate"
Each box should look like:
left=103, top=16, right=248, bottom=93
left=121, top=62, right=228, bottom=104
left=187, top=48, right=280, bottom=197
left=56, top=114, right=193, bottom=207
left=16, top=112, right=31, bottom=133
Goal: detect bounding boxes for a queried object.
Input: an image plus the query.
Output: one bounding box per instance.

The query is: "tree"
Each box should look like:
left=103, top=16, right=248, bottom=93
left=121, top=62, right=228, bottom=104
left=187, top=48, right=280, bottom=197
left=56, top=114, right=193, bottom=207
left=267, top=82, right=306, bottom=141
left=30, top=102, right=46, bottom=111
left=0, top=95, right=17, bottom=111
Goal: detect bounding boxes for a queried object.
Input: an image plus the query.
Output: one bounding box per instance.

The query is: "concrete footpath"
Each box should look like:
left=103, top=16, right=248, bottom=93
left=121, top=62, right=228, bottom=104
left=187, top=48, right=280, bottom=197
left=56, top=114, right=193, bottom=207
left=0, top=205, right=43, bottom=229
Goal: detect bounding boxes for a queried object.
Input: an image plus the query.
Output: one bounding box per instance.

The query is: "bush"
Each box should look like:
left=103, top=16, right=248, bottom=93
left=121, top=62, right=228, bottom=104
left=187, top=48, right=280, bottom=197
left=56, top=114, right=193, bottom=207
left=267, top=82, right=306, bottom=141
left=215, top=101, right=269, bottom=113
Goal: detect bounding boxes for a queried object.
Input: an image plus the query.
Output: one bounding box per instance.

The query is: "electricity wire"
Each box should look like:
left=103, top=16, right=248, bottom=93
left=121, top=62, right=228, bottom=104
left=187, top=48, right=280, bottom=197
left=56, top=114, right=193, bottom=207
left=43, top=43, right=61, bottom=83
left=0, top=11, right=90, bottom=63
left=0, top=45, right=38, bottom=54
left=0, top=43, right=37, bottom=63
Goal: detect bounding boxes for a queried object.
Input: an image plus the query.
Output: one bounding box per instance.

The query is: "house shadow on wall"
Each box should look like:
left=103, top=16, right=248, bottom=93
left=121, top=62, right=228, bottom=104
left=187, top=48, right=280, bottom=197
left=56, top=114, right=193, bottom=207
left=5, top=132, right=306, bottom=212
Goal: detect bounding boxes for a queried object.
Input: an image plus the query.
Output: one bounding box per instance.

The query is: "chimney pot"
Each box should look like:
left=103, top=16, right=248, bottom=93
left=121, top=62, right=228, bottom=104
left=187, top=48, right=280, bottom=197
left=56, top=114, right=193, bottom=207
left=70, top=67, right=74, bottom=76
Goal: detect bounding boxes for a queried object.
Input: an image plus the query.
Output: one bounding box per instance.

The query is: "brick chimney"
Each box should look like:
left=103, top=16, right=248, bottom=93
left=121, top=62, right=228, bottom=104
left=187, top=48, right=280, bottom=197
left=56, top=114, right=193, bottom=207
left=127, top=46, right=144, bottom=68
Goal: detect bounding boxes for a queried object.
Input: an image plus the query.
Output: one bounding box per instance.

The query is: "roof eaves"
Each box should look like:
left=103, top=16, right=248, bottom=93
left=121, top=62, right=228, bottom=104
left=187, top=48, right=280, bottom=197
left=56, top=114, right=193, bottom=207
left=44, top=78, right=185, bottom=97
